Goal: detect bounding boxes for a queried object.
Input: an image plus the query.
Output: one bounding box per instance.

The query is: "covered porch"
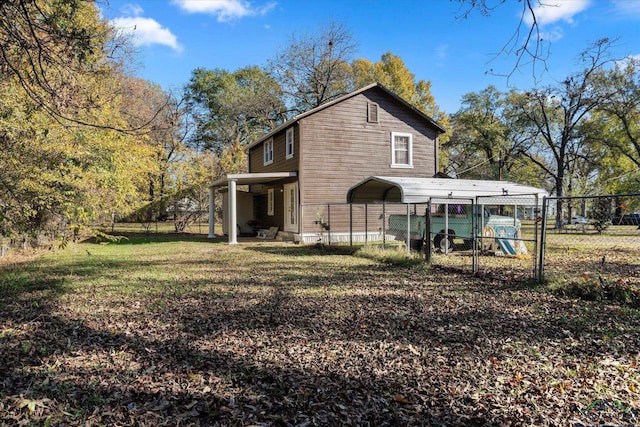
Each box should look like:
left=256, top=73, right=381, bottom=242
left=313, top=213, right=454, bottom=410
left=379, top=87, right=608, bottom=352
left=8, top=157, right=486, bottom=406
left=208, top=172, right=297, bottom=244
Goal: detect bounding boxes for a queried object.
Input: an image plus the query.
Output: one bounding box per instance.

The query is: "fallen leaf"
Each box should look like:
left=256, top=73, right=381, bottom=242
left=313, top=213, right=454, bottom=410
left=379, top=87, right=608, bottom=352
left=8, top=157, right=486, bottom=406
left=393, top=394, right=411, bottom=404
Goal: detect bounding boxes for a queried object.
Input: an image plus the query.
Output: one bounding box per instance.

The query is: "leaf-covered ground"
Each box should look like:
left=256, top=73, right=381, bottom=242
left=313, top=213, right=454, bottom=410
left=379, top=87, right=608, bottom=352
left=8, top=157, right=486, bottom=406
left=1, top=234, right=639, bottom=426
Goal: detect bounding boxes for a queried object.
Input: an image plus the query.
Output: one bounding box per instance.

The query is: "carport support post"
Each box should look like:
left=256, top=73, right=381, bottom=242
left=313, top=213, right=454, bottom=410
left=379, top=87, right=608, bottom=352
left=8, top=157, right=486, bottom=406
left=425, top=203, right=432, bottom=264
left=382, top=203, right=386, bottom=249
left=365, top=204, right=368, bottom=246
left=444, top=203, right=449, bottom=255
left=406, top=203, right=410, bottom=255
left=349, top=203, right=353, bottom=247
left=472, top=200, right=478, bottom=274
left=228, top=179, right=238, bottom=245
left=208, top=186, right=215, bottom=238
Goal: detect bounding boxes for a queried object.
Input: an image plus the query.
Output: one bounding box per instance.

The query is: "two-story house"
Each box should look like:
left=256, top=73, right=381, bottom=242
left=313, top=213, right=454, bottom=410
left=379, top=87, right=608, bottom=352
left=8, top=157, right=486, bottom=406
left=208, top=82, right=446, bottom=243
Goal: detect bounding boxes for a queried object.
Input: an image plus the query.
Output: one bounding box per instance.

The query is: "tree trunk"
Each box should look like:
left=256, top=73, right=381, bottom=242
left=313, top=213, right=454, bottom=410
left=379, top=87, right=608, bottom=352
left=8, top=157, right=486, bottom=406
left=555, top=172, right=565, bottom=229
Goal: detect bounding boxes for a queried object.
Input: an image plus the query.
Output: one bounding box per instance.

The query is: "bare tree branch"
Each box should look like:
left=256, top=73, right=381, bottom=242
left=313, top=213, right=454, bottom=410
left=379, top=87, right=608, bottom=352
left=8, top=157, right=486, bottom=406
left=453, top=0, right=551, bottom=83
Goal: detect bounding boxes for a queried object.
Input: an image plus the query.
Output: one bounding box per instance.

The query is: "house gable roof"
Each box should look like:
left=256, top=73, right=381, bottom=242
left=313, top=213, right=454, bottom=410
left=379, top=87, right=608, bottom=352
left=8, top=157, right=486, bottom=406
left=246, top=82, right=446, bottom=151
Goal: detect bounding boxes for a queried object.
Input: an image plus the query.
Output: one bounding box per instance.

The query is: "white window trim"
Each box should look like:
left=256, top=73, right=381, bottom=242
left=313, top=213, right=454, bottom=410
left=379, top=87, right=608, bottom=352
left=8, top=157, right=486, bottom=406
left=285, top=128, right=294, bottom=159
left=390, top=132, right=413, bottom=168
left=267, top=188, right=274, bottom=216
left=263, top=138, right=274, bottom=165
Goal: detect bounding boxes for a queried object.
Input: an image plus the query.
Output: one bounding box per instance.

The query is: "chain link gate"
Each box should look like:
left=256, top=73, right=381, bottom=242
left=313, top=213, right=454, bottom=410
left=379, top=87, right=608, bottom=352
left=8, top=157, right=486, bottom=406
left=474, top=194, right=543, bottom=281
left=539, top=193, right=640, bottom=286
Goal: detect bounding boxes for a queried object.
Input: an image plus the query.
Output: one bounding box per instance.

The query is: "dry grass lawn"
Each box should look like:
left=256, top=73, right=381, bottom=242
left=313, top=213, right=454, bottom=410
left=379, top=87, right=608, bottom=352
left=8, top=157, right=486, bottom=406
left=1, top=233, right=639, bottom=425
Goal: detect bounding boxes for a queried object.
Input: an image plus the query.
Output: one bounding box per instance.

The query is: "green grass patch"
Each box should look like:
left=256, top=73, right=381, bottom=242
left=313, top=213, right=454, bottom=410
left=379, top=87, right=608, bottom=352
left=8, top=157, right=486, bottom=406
left=354, top=243, right=426, bottom=266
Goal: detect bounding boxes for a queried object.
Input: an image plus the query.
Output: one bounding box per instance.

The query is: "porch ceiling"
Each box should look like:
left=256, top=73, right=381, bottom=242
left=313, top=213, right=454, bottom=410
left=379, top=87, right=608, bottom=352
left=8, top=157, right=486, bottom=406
left=209, top=172, right=297, bottom=188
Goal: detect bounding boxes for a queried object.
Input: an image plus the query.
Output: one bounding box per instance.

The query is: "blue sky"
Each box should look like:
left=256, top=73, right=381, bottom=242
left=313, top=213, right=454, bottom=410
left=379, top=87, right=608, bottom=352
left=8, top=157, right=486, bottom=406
left=102, top=0, right=640, bottom=114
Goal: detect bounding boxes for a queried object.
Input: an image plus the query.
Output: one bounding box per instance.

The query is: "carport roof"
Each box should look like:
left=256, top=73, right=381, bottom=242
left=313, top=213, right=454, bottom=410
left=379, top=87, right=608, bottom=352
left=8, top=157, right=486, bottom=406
left=347, top=176, right=548, bottom=205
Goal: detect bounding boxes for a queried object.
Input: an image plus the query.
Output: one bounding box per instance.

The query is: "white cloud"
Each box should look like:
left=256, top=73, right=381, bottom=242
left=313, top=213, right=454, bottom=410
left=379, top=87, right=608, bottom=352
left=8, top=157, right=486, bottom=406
left=111, top=16, right=183, bottom=53
left=615, top=54, right=640, bottom=69
left=539, top=26, right=564, bottom=43
left=121, top=3, right=144, bottom=17
left=172, top=0, right=276, bottom=22
left=524, top=0, right=591, bottom=26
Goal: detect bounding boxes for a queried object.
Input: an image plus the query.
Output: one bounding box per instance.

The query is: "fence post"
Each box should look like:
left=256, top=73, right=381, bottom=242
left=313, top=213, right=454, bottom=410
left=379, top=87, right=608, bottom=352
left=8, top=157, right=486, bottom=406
left=327, top=204, right=331, bottom=246
left=365, top=204, right=368, bottom=246
left=444, top=203, right=449, bottom=255
left=349, top=203, right=353, bottom=247
left=532, top=195, right=540, bottom=281
left=472, top=199, right=479, bottom=274
left=538, top=196, right=549, bottom=283
left=425, top=202, right=432, bottom=264
left=405, top=204, right=410, bottom=255
left=382, top=202, right=386, bottom=249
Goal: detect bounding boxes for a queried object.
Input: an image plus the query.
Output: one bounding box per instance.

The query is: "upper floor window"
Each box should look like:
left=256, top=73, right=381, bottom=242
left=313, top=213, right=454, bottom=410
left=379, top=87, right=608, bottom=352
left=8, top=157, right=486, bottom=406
left=391, top=132, right=413, bottom=168
left=286, top=128, right=294, bottom=159
left=264, top=138, right=274, bottom=165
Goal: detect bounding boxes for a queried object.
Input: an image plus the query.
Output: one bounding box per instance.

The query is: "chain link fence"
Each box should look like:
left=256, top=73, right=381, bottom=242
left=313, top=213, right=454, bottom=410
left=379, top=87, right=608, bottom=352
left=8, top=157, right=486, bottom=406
left=302, top=195, right=543, bottom=279
left=305, top=193, right=639, bottom=286
left=539, top=194, right=640, bottom=288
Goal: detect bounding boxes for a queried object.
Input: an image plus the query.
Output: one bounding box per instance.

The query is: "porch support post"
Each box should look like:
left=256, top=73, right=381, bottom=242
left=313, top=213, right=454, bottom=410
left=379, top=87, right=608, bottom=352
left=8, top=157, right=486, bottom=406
left=208, top=186, right=215, bottom=238
left=228, top=179, right=238, bottom=245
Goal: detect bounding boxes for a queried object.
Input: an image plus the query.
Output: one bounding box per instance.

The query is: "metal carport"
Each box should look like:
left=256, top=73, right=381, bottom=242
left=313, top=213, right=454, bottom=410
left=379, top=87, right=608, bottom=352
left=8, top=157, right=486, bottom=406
left=347, top=176, right=548, bottom=205
left=346, top=176, right=548, bottom=261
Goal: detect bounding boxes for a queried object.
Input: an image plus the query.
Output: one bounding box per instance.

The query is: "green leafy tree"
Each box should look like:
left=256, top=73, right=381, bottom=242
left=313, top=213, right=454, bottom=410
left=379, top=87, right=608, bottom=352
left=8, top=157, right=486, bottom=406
left=350, top=52, right=449, bottom=126
left=184, top=66, right=285, bottom=163
left=0, top=74, right=157, bottom=237
left=589, top=58, right=640, bottom=194
left=0, top=0, right=133, bottom=128
left=0, top=1, right=166, bottom=237
left=446, top=86, right=525, bottom=179
left=510, top=39, right=618, bottom=226
left=589, top=197, right=612, bottom=233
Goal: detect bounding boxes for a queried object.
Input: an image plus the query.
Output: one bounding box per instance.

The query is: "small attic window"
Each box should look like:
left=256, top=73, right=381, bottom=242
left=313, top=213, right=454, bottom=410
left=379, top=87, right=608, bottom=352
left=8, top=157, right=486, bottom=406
left=367, top=102, right=379, bottom=123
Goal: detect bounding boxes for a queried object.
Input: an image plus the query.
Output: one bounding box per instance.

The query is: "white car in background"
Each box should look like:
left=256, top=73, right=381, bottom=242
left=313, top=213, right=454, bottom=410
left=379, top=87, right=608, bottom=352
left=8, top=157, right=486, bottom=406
left=571, top=215, right=589, bottom=225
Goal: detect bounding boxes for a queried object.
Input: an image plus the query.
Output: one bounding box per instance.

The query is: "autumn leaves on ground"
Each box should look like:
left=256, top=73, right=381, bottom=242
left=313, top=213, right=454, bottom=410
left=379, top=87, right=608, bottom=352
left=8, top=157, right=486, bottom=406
left=1, top=235, right=639, bottom=426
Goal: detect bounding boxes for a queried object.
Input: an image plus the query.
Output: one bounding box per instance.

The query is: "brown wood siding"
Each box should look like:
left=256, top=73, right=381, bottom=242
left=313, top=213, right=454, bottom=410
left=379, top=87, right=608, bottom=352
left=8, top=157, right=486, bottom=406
left=249, top=176, right=299, bottom=230
left=299, top=87, right=438, bottom=210
left=248, top=123, right=299, bottom=174
left=253, top=189, right=282, bottom=229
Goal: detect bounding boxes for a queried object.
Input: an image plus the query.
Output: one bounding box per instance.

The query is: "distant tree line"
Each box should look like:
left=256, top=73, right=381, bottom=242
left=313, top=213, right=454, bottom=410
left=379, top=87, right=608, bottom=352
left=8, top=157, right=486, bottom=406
left=1, top=1, right=638, bottom=240
left=445, top=38, right=640, bottom=223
